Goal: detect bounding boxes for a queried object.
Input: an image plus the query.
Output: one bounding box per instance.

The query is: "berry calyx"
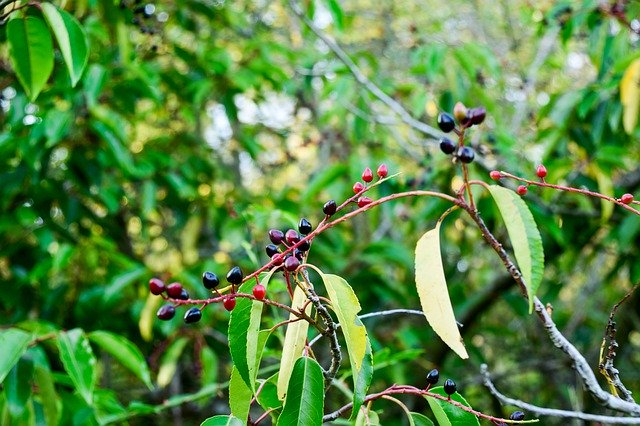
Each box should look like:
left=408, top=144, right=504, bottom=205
left=357, top=196, right=372, bottom=208
left=253, top=284, right=266, bottom=300
left=509, top=411, right=525, bottom=421
left=178, top=288, right=190, bottom=300
left=489, top=171, right=502, bottom=181
left=353, top=182, right=365, bottom=193
left=437, top=112, right=455, bottom=133
left=439, top=137, right=456, bottom=155
left=271, top=253, right=284, bottom=266
left=453, top=102, right=468, bottom=122
left=156, top=304, right=176, bottom=320
left=536, top=164, right=547, bottom=178
left=266, top=244, right=279, bottom=258
left=285, top=229, right=300, bottom=245
left=516, top=185, right=528, bottom=196
left=426, top=369, right=439, bottom=385
left=223, top=297, right=236, bottom=311
left=226, top=266, right=243, bottom=285
left=298, top=218, right=313, bottom=235
left=202, top=271, right=219, bottom=289
left=166, top=282, right=183, bottom=298
left=284, top=255, right=300, bottom=271
left=362, top=167, right=374, bottom=183
left=323, top=200, right=337, bottom=216
left=443, top=379, right=457, bottom=395
left=268, top=229, right=285, bottom=245
left=377, top=164, right=388, bottom=178
left=457, top=146, right=475, bottom=163
left=621, top=193, right=634, bottom=205
left=149, top=278, right=165, bottom=295
left=184, top=307, right=202, bottom=323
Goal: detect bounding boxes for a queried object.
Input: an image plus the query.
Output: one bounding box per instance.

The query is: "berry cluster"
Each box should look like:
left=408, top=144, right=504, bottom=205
left=267, top=216, right=314, bottom=272
left=437, top=102, right=486, bottom=164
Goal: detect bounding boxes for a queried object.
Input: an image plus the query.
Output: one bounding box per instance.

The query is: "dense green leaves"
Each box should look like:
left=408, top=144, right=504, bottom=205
left=56, top=329, right=96, bottom=405
left=0, top=328, right=32, bottom=384
left=277, top=357, right=324, bottom=426
left=88, top=331, right=153, bottom=389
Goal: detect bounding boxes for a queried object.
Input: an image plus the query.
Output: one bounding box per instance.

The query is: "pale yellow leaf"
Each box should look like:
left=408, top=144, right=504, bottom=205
left=621, top=58, right=640, bottom=134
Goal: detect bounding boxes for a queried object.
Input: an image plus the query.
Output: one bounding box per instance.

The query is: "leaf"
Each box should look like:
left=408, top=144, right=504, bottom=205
left=56, top=329, right=96, bottom=405
left=415, top=221, right=468, bottom=359
left=200, top=345, right=218, bottom=389
left=621, top=58, right=640, bottom=134
left=157, top=337, right=189, bottom=388
left=7, top=16, right=54, bottom=100
left=41, top=3, right=89, bottom=86
left=425, top=386, right=480, bottom=426
left=200, top=416, right=244, bottom=426
left=139, top=293, right=162, bottom=342
left=5, top=357, right=34, bottom=417
left=355, top=407, right=381, bottom=425
left=319, top=273, right=373, bottom=417
left=33, top=365, right=60, bottom=426
left=88, top=331, right=153, bottom=389
left=410, top=412, right=436, bottom=426
left=256, top=373, right=282, bottom=413
left=277, top=285, right=312, bottom=400
left=277, top=357, right=324, bottom=426
left=0, top=328, right=32, bottom=384
left=229, top=366, right=252, bottom=424
left=325, top=0, right=344, bottom=30
left=488, top=185, right=545, bottom=313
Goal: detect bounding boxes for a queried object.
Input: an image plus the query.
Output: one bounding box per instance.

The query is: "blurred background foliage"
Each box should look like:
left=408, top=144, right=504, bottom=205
left=1, top=0, right=640, bottom=424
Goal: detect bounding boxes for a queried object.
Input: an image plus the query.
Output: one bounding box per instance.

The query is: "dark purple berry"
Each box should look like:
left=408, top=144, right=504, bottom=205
left=297, top=240, right=310, bottom=252
left=266, top=244, right=279, bottom=257
left=437, top=112, right=456, bottom=133
left=294, top=249, right=304, bottom=261
left=443, top=379, right=457, bottom=395
left=439, top=137, right=456, bottom=154
left=284, top=256, right=300, bottom=271
left=468, top=107, right=486, bottom=125
left=166, top=282, right=183, bottom=298
left=509, top=411, right=525, bottom=421
left=323, top=200, right=337, bottom=216
left=184, top=307, right=202, bottom=324
left=268, top=229, right=285, bottom=245
left=202, top=271, right=219, bottom=289
left=156, top=304, right=175, bottom=320
left=149, top=278, right=165, bottom=295
left=426, top=369, right=439, bottom=385
left=178, top=288, right=189, bottom=300
left=457, top=146, right=475, bottom=163
left=271, top=253, right=284, bottom=266
left=285, top=229, right=300, bottom=245
left=226, top=266, right=243, bottom=285
left=298, top=218, right=312, bottom=235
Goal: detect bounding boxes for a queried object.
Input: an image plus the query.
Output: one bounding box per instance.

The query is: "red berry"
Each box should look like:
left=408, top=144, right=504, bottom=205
left=377, top=164, right=388, bottom=178
left=223, top=297, right=236, bottom=311
left=166, top=282, right=183, bottom=298
left=271, top=253, right=284, bottom=266
left=489, top=171, right=502, bottom=181
left=253, top=284, right=266, bottom=300
left=149, top=278, right=165, bottom=295
left=284, top=255, right=300, bottom=271
left=285, top=229, right=300, bottom=245
left=156, top=304, right=176, bottom=320
left=516, top=185, right=528, bottom=196
left=357, top=196, right=372, bottom=208
left=353, top=182, right=365, bottom=193
left=536, top=164, right=547, bottom=178
left=362, top=167, right=373, bottom=183
left=621, top=193, right=634, bottom=205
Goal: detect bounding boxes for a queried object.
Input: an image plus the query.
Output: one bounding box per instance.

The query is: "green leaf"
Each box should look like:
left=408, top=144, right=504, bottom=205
left=33, top=365, right=60, bottom=426
left=0, top=328, right=32, bottom=384
left=201, top=416, right=244, bottom=426
left=277, top=357, right=324, bottom=426
left=229, top=366, right=252, bottom=424
left=5, top=357, right=34, bottom=417
left=88, top=331, right=153, bottom=389
left=325, top=0, right=344, bottom=30
left=355, top=407, right=380, bottom=425
left=41, top=3, right=89, bottom=86
left=488, top=185, right=545, bottom=313
left=256, top=373, right=282, bottom=414
left=425, top=386, right=480, bottom=426
left=56, top=329, right=96, bottom=405
left=415, top=221, right=468, bottom=359
left=319, top=273, right=373, bottom=417
left=200, top=345, right=218, bottom=389
left=410, top=412, right=436, bottom=426
left=277, top=285, right=312, bottom=400
left=7, top=16, right=54, bottom=100
left=157, top=337, right=189, bottom=388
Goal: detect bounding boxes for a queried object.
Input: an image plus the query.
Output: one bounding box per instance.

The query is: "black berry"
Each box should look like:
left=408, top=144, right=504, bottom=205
left=202, top=271, right=219, bottom=289
left=178, top=288, right=189, bottom=300
left=457, top=146, right=475, bottom=163
left=443, top=379, right=457, bottom=395
left=298, top=218, right=312, bottom=235
left=297, top=240, right=310, bottom=252
left=184, top=307, right=202, bottom=324
left=509, top=411, right=525, bottom=421
left=437, top=112, right=455, bottom=133
left=285, top=229, right=300, bottom=245
left=156, top=304, right=175, bottom=320
left=226, top=266, right=243, bottom=285
left=439, top=137, right=456, bottom=155
left=323, top=200, right=337, bottom=216
left=266, top=244, right=279, bottom=257
left=268, top=229, right=285, bottom=245
left=284, top=255, right=300, bottom=271
left=149, top=278, right=165, bottom=295
left=426, top=369, right=439, bottom=385
left=294, top=249, right=304, bottom=261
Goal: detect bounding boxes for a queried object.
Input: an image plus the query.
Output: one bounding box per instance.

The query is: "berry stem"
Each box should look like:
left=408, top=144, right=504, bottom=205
left=457, top=128, right=476, bottom=211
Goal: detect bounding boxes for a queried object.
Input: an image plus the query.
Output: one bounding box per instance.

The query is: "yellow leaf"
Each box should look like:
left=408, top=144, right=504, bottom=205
left=139, top=293, right=161, bottom=342
left=621, top=58, right=640, bottom=134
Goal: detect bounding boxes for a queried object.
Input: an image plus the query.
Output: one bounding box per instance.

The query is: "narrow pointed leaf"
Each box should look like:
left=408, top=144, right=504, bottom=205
left=415, top=222, right=468, bottom=358
left=488, top=185, right=544, bottom=313
left=425, top=386, right=480, bottom=426
left=88, top=331, right=153, bottom=389
left=5, top=358, right=34, bottom=417
left=277, top=357, right=324, bottom=426
left=33, top=365, right=60, bottom=426
left=157, top=337, right=189, bottom=388
left=621, top=58, right=640, bottom=134
left=200, top=415, right=244, bottom=426
left=0, top=328, right=32, bottom=384
left=56, top=329, right=96, bottom=405
left=229, top=366, right=252, bottom=423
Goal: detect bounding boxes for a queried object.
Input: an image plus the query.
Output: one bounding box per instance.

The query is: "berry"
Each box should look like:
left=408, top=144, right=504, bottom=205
left=437, top=112, right=455, bottom=133
left=439, top=137, right=456, bottom=155
left=621, top=193, right=634, bottom=205
left=226, top=266, right=243, bottom=285
left=156, top=304, right=175, bottom=320
left=362, top=167, right=374, bottom=183
left=284, top=255, right=300, bottom=271
left=490, top=171, right=502, bottom=181
left=294, top=249, right=304, bottom=261
left=297, top=240, right=310, bottom=252
left=271, top=253, right=284, bottom=266
left=426, top=369, right=439, bottom=385
left=166, top=282, right=183, bottom=298
left=266, top=244, right=279, bottom=258
left=268, top=229, right=285, bottom=245
left=457, top=146, right=475, bottom=163
left=353, top=182, right=365, bottom=193
left=536, top=164, right=547, bottom=178
left=377, top=164, right=388, bottom=178
left=516, top=185, right=528, bottom=196
left=453, top=102, right=468, bottom=122
left=443, top=379, right=457, bottom=395
left=323, top=200, right=337, bottom=216
left=285, top=229, right=300, bottom=245
left=149, top=278, right=165, bottom=295
left=468, top=107, right=486, bottom=125
left=253, top=284, right=266, bottom=300
left=202, top=272, right=219, bottom=289
left=178, top=288, right=190, bottom=300
left=357, top=197, right=372, bottom=208
left=223, top=297, right=236, bottom=311
left=298, top=218, right=312, bottom=235
left=509, top=411, right=525, bottom=421
left=184, top=307, right=202, bottom=323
